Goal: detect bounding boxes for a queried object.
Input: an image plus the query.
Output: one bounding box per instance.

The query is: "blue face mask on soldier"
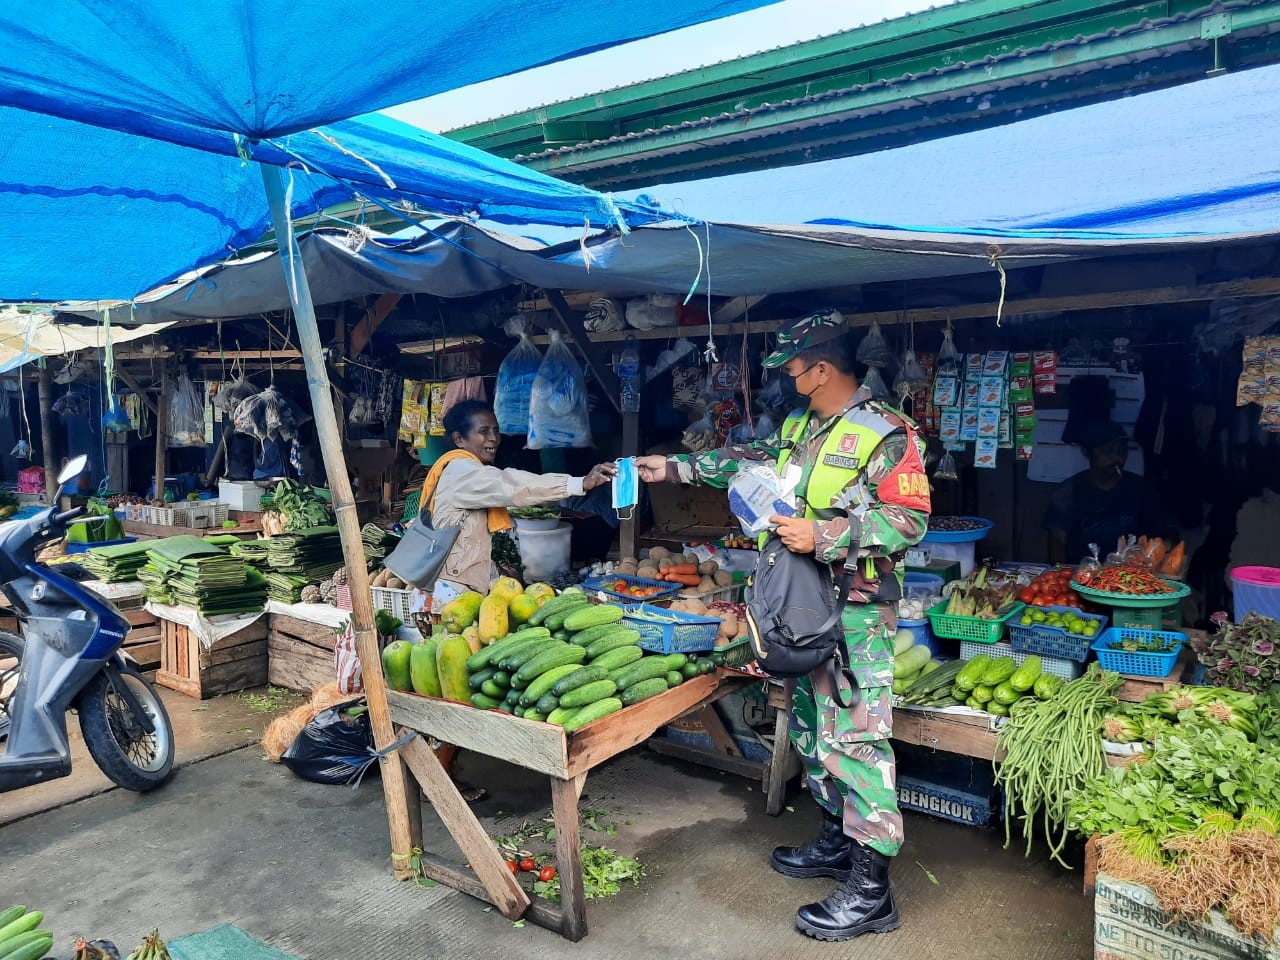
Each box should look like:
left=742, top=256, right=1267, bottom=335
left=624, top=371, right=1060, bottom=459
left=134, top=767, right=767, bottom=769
left=612, top=457, right=638, bottom=519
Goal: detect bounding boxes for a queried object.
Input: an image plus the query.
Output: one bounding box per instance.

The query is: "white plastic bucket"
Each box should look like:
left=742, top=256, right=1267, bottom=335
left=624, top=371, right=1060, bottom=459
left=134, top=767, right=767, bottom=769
left=516, top=522, right=573, bottom=582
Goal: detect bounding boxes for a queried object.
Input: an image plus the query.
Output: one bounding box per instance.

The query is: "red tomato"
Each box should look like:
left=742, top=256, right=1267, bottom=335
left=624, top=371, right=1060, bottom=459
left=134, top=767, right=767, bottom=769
left=506, top=861, right=519, bottom=875
left=1019, top=588, right=1035, bottom=604
left=538, top=865, right=558, bottom=882
left=519, top=857, right=537, bottom=873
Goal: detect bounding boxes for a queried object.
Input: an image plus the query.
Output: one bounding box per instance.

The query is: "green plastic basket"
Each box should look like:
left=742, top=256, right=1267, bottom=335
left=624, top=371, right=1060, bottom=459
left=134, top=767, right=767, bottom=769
left=927, top=600, right=1024, bottom=644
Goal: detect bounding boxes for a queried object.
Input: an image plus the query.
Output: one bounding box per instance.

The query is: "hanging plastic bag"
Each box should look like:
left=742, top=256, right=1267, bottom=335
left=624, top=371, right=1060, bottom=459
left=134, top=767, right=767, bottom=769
left=233, top=385, right=309, bottom=443
left=526, top=330, right=592, bottom=449
left=934, top=449, right=959, bottom=481
left=856, top=320, right=892, bottom=368
left=862, top=366, right=891, bottom=399
left=494, top=321, right=543, bottom=436
left=101, top=400, right=131, bottom=433
left=937, top=324, right=960, bottom=373
left=213, top=374, right=256, bottom=415
left=167, top=372, right=207, bottom=447
left=893, top=348, right=929, bottom=399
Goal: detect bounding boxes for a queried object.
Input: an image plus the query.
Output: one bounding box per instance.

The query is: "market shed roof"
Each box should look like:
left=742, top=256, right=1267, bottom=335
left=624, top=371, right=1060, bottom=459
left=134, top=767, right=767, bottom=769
left=447, top=0, right=1280, bottom=189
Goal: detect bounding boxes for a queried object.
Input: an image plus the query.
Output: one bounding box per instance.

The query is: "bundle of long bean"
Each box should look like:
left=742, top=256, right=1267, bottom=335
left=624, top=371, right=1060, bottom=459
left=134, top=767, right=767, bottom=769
left=995, top=663, right=1123, bottom=867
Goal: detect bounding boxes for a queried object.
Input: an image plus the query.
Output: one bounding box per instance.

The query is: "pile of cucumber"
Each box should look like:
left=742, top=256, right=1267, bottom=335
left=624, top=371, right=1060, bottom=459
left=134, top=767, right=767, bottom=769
left=0, top=905, right=54, bottom=960
left=464, top=593, right=717, bottom=731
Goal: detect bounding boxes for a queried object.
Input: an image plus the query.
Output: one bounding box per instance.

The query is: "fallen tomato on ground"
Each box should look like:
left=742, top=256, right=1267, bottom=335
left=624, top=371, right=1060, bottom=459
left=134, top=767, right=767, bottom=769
left=538, top=865, right=557, bottom=882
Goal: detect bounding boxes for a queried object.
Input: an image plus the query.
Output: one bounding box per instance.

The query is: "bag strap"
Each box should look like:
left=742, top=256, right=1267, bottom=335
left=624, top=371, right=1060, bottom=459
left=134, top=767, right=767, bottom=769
left=824, top=547, right=861, bottom=710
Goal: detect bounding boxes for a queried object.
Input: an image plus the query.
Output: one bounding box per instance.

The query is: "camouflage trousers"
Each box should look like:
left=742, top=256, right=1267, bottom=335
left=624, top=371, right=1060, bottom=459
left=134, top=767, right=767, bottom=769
left=788, top=601, right=903, bottom=857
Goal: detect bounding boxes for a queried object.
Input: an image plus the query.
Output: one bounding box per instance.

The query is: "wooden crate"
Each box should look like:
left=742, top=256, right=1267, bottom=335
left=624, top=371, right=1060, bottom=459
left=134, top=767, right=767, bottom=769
left=1116, top=646, right=1195, bottom=703
left=116, top=597, right=161, bottom=674
left=156, top=619, right=268, bottom=699
left=268, top=614, right=337, bottom=693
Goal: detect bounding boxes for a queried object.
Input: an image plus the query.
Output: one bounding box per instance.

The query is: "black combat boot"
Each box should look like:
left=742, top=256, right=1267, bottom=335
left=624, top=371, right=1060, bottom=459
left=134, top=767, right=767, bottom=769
left=795, top=841, right=900, bottom=941
left=770, top=808, right=852, bottom=880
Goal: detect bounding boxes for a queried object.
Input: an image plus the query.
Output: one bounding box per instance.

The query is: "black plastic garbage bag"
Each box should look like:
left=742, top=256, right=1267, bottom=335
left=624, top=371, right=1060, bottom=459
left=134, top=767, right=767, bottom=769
left=281, top=701, right=378, bottom=786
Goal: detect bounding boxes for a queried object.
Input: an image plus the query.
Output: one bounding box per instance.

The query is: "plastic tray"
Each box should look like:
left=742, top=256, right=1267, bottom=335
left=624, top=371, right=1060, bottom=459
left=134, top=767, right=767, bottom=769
left=1092, top=628, right=1184, bottom=678
left=622, top=603, right=720, bottom=655
left=582, top=574, right=680, bottom=604
left=1070, top=578, right=1190, bottom=608
left=927, top=600, right=1024, bottom=644
left=922, top=517, right=993, bottom=544
left=959, top=640, right=1084, bottom=680
left=1007, top=605, right=1109, bottom=663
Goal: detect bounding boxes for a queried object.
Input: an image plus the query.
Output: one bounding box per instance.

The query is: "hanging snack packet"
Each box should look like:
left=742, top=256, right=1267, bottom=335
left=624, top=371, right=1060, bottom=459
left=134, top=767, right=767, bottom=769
left=426, top=383, right=447, bottom=436
left=856, top=320, right=892, bottom=368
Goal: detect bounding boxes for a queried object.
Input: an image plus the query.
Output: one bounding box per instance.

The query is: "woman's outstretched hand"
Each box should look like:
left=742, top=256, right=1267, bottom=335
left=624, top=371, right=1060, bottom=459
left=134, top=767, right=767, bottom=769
left=583, top=462, right=618, bottom=491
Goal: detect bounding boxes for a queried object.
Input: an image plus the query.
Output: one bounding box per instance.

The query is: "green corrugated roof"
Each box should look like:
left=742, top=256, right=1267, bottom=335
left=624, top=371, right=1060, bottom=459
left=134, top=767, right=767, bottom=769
left=447, top=0, right=1280, bottom=188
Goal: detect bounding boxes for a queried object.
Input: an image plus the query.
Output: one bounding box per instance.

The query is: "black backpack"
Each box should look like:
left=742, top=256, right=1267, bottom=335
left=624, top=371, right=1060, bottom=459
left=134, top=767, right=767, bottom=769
left=743, top=534, right=858, bottom=707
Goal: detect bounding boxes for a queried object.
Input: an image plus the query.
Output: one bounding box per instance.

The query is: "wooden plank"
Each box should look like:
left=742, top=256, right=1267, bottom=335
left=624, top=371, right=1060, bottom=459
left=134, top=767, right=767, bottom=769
left=400, top=736, right=529, bottom=919
left=648, top=737, right=769, bottom=780
left=565, top=673, right=744, bottom=777
left=350, top=293, right=402, bottom=357
left=270, top=615, right=339, bottom=649
left=123, top=640, right=161, bottom=669
left=410, top=851, right=565, bottom=932
left=619, top=411, right=639, bottom=562
left=122, top=608, right=155, bottom=627
left=891, top=709, right=1001, bottom=761
left=154, top=358, right=167, bottom=503
left=155, top=670, right=200, bottom=698
left=113, top=365, right=159, bottom=415
left=551, top=775, right=587, bottom=942
left=201, top=638, right=267, bottom=668
left=387, top=690, right=570, bottom=778
left=712, top=294, right=768, bottom=323
left=1084, top=834, right=1099, bottom=897
left=694, top=704, right=742, bottom=758
left=122, top=519, right=263, bottom=539
left=765, top=699, right=793, bottom=816
left=1116, top=647, right=1192, bottom=703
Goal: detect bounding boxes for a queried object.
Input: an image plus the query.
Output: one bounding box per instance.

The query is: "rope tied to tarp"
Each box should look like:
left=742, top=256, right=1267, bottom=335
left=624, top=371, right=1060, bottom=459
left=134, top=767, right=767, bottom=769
left=311, top=129, right=397, bottom=191
left=987, top=244, right=1008, bottom=328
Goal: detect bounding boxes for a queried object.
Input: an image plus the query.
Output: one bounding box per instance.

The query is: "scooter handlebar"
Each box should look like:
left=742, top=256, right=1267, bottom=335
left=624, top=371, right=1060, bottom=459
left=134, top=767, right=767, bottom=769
left=52, top=506, right=85, bottom=527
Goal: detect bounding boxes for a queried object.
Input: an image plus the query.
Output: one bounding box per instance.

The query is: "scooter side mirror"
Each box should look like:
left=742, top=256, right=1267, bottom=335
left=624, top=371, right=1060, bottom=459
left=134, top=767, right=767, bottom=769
left=57, top=455, right=88, bottom=487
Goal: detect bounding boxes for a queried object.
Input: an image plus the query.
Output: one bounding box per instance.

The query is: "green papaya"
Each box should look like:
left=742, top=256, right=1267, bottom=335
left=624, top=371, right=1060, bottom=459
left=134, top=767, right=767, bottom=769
left=409, top=638, right=442, bottom=698
left=380, top=640, right=413, bottom=692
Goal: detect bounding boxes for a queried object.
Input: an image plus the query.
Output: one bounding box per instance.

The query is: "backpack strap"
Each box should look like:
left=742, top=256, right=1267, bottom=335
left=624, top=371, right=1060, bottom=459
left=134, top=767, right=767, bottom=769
left=821, top=549, right=861, bottom=710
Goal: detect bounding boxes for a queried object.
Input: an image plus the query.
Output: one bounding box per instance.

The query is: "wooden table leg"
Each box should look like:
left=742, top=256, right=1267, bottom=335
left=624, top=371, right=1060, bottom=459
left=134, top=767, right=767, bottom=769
left=551, top=773, right=588, bottom=942
left=400, top=736, right=530, bottom=920
left=764, top=701, right=792, bottom=816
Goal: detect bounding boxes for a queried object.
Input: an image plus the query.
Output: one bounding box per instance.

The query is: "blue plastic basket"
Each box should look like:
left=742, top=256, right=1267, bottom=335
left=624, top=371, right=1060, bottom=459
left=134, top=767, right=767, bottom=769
left=67, top=537, right=137, bottom=555
left=583, top=575, right=680, bottom=604
left=622, top=603, right=720, bottom=655
left=1092, top=628, right=1185, bottom=678
left=1007, top=605, right=1109, bottom=663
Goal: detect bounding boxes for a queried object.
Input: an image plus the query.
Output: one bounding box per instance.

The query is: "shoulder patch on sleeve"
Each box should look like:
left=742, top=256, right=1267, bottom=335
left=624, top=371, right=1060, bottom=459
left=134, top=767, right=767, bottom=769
left=879, top=429, right=932, bottom=513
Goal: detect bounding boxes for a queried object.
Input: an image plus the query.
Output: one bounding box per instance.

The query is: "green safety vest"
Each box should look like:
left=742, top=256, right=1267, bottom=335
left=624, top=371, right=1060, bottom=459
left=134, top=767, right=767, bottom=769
left=762, top=405, right=900, bottom=579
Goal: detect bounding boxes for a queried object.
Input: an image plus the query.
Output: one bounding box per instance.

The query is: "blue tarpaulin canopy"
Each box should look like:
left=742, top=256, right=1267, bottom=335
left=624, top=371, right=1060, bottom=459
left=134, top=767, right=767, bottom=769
left=0, top=0, right=778, bottom=302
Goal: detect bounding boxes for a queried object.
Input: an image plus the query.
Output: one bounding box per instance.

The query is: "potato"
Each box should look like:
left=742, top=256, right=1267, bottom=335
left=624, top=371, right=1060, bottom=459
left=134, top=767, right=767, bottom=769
left=683, top=552, right=699, bottom=565
left=683, top=598, right=708, bottom=616
left=697, top=560, right=719, bottom=576
left=658, top=559, right=672, bottom=573
left=713, top=570, right=734, bottom=587
left=720, top=613, right=738, bottom=636
left=636, top=566, right=659, bottom=580
left=648, top=546, right=670, bottom=560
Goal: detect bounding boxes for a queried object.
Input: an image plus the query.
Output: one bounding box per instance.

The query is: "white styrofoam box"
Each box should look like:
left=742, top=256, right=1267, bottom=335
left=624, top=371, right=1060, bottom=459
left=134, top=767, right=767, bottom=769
left=1095, top=872, right=1280, bottom=960
left=218, top=480, right=265, bottom=512
left=924, top=540, right=977, bottom=577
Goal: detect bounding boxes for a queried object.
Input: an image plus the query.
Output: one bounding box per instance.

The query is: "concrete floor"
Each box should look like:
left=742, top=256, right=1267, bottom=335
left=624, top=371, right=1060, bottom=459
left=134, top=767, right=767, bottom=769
left=1, top=730, right=1095, bottom=960
left=0, top=685, right=302, bottom=826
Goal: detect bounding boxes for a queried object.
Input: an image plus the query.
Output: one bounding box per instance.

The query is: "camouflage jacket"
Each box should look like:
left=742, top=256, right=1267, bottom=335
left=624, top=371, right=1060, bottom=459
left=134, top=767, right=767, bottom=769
left=668, top=386, right=930, bottom=604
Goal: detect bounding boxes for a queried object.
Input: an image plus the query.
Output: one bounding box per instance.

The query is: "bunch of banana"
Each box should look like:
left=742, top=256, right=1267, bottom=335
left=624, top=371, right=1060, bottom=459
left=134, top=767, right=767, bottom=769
left=0, top=905, right=54, bottom=960
left=125, top=931, right=171, bottom=960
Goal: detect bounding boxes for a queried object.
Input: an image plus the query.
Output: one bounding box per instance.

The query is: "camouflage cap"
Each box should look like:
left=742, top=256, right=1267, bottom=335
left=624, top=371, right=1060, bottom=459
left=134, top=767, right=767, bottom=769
left=762, top=309, right=849, bottom=368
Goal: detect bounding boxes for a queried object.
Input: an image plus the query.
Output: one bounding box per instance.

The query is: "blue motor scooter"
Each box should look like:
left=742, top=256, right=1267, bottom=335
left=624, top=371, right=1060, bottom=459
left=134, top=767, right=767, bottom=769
left=0, top=455, right=174, bottom=793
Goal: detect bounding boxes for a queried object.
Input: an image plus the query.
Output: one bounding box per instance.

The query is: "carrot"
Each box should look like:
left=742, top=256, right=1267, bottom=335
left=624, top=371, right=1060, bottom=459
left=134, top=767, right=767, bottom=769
left=664, top=564, right=698, bottom=576
left=663, top=573, right=702, bottom=586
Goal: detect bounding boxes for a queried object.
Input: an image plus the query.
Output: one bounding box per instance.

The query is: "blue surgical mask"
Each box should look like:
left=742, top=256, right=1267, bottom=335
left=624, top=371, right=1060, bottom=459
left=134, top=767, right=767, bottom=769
left=613, top=457, right=638, bottom=519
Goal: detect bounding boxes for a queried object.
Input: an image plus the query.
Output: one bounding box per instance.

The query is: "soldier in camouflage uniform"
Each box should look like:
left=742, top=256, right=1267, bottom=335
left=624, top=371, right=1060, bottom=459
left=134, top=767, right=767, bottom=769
left=637, top=309, right=930, bottom=941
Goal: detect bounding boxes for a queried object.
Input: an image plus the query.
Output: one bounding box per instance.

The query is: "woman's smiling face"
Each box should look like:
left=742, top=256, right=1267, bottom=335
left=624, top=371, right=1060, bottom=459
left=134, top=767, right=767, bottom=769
left=453, top=409, right=501, bottom=464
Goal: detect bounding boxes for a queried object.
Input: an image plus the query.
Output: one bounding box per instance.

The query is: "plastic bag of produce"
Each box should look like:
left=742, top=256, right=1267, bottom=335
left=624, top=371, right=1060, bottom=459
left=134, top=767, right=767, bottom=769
left=856, top=320, right=892, bottom=368
left=494, top=321, right=543, bottom=435
left=167, top=372, right=207, bottom=447
left=526, top=330, right=592, bottom=449
left=937, top=323, right=960, bottom=372
left=281, top=701, right=376, bottom=785
left=333, top=620, right=363, bottom=695
left=862, top=365, right=891, bottom=399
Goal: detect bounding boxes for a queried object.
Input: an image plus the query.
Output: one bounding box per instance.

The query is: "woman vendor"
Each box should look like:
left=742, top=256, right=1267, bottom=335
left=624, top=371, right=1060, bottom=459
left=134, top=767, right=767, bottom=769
left=1044, top=420, right=1176, bottom=565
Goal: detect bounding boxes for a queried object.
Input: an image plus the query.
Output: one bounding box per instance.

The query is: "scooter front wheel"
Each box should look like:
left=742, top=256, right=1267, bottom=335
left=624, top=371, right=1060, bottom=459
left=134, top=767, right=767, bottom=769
left=78, top=667, right=175, bottom=792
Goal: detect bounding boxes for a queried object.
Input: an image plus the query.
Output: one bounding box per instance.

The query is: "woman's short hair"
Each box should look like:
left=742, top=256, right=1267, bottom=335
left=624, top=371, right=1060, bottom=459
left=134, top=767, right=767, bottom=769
left=443, top=400, right=493, bottom=439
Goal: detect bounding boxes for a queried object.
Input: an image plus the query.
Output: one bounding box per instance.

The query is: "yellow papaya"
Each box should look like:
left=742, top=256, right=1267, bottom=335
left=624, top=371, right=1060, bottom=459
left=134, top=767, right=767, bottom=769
left=490, top=576, right=523, bottom=603
left=435, top=634, right=471, bottom=703
left=508, top=593, right=539, bottom=626
left=462, top=625, right=481, bottom=654
left=441, top=590, right=483, bottom=633
left=524, top=582, right=555, bottom=604
left=478, top=594, right=509, bottom=645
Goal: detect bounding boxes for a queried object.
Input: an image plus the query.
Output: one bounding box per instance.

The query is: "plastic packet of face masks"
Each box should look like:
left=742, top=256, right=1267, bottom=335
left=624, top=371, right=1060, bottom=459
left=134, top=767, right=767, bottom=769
left=728, top=464, right=801, bottom=536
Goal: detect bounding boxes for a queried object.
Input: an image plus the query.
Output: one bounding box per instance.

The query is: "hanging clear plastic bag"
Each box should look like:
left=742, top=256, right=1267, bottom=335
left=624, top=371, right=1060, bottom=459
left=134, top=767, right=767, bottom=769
left=862, top=365, right=891, bottom=399
left=1074, top=543, right=1103, bottom=585
left=935, top=449, right=959, bottom=481
left=213, top=374, right=256, bottom=415
left=937, top=324, right=960, bottom=372
left=167, top=372, right=207, bottom=447
left=526, top=330, right=592, bottom=449
left=494, top=319, right=543, bottom=436
left=893, top=348, right=929, bottom=399
left=856, top=320, right=892, bottom=368
left=233, top=385, right=310, bottom=443
left=681, top=413, right=717, bottom=454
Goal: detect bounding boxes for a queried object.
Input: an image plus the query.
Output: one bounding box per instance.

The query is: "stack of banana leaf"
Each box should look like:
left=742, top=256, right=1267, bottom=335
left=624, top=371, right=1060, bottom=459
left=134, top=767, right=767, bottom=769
left=230, top=539, right=270, bottom=567
left=361, top=523, right=399, bottom=562
left=81, top=539, right=153, bottom=582
left=138, top=535, right=266, bottom=615
left=265, top=526, right=344, bottom=590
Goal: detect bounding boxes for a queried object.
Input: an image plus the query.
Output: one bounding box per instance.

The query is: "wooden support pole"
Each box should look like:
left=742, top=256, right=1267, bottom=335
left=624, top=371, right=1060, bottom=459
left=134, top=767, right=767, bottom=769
left=350, top=293, right=402, bottom=357
left=551, top=775, right=588, bottom=941
left=260, top=163, right=421, bottom=880
left=620, top=411, right=639, bottom=560
left=36, top=365, right=57, bottom=501
left=154, top=358, right=168, bottom=501
left=114, top=365, right=159, bottom=416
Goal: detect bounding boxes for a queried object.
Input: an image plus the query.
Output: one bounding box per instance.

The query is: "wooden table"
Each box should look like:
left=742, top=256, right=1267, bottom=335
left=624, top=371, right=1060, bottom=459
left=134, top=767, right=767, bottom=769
left=892, top=706, right=1003, bottom=761
left=386, top=672, right=753, bottom=941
